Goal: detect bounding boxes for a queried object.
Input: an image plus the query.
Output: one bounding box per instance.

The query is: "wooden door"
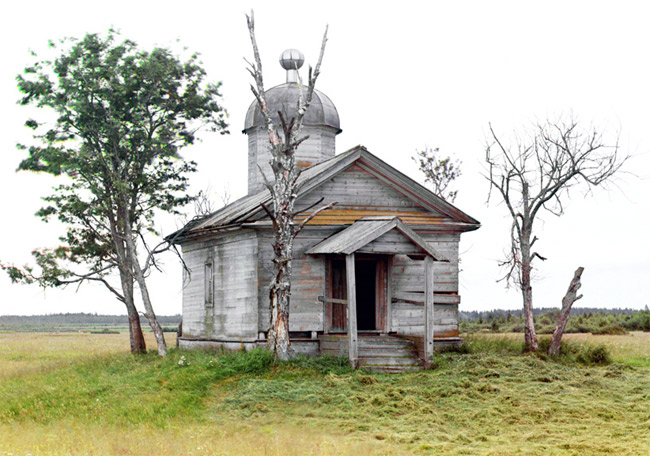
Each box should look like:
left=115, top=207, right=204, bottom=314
left=329, top=258, right=347, bottom=331
left=327, top=256, right=388, bottom=333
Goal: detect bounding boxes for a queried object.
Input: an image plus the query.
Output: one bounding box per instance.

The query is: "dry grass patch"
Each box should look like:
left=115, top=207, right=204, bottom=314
left=0, top=421, right=402, bottom=456
left=0, top=332, right=649, bottom=455
left=483, top=331, right=650, bottom=366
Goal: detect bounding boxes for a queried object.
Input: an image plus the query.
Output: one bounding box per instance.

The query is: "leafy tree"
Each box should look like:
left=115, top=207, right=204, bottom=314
left=2, top=31, right=228, bottom=355
left=413, top=147, right=462, bottom=202
left=485, top=117, right=627, bottom=351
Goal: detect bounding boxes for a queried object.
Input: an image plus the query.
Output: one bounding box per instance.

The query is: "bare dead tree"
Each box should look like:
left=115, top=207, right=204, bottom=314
left=413, top=147, right=462, bottom=202
left=485, top=117, right=627, bottom=351
left=245, top=12, right=334, bottom=360
left=548, top=267, right=584, bottom=356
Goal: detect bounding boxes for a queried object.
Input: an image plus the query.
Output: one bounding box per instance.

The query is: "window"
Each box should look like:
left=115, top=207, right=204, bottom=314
left=204, top=262, right=214, bottom=307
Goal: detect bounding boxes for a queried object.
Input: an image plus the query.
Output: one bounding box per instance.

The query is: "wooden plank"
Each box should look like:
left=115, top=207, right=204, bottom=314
left=258, top=233, right=327, bottom=332
left=375, top=256, right=387, bottom=332
left=392, top=292, right=461, bottom=305
left=318, top=296, right=348, bottom=305
left=424, top=256, right=434, bottom=367
left=387, top=255, right=393, bottom=333
left=346, top=254, right=358, bottom=368
left=324, top=258, right=332, bottom=335
left=296, top=165, right=426, bottom=211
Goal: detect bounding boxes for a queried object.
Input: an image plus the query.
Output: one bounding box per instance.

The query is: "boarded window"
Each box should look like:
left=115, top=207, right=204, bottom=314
left=204, top=262, right=214, bottom=307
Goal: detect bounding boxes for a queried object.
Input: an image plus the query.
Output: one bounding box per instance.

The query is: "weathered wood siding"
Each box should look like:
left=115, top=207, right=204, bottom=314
left=298, top=164, right=426, bottom=209
left=390, top=234, right=460, bottom=337
left=257, top=228, right=334, bottom=332
left=181, top=231, right=259, bottom=341
left=358, top=231, right=425, bottom=255
left=247, top=126, right=336, bottom=194
left=293, top=164, right=446, bottom=225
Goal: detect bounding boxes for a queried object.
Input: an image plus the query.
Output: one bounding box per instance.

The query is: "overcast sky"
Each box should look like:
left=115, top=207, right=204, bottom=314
left=1, top=0, right=648, bottom=316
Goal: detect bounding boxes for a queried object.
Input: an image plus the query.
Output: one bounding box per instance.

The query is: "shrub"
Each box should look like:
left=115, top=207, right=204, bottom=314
left=490, top=320, right=500, bottom=332
left=623, top=311, right=650, bottom=331
left=537, top=337, right=611, bottom=365
left=89, top=328, right=120, bottom=334
left=577, top=345, right=612, bottom=365
left=591, top=324, right=628, bottom=335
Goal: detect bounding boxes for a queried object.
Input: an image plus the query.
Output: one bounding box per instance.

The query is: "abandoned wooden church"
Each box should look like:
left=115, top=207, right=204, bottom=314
left=173, top=50, right=480, bottom=371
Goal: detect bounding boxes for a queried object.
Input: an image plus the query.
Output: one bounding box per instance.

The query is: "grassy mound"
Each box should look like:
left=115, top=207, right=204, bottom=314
left=0, top=333, right=648, bottom=455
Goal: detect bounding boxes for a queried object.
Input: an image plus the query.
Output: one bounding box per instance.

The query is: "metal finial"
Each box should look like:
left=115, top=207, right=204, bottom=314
left=279, top=49, right=304, bottom=83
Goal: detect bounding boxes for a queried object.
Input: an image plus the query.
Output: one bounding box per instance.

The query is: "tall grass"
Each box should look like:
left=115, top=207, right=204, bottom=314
left=0, top=332, right=648, bottom=455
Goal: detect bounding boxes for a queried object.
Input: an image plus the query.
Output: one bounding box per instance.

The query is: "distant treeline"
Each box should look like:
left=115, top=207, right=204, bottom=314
left=460, top=307, right=644, bottom=321
left=0, top=313, right=181, bottom=327
left=461, top=307, right=650, bottom=335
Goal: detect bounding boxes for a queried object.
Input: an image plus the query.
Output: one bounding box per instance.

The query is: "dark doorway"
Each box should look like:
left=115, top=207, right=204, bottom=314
left=327, top=256, right=387, bottom=333
left=355, top=258, right=377, bottom=330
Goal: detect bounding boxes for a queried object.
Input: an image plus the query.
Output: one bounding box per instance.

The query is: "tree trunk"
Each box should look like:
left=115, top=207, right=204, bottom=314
left=108, top=201, right=147, bottom=354
left=520, top=226, right=538, bottom=351
left=115, top=248, right=146, bottom=353
left=266, top=212, right=294, bottom=360
left=176, top=320, right=182, bottom=348
left=124, top=223, right=167, bottom=357
left=548, top=267, right=584, bottom=356
left=121, top=271, right=147, bottom=354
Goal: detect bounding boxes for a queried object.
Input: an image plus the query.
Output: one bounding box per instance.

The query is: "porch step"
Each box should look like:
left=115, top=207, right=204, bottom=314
left=364, top=364, right=423, bottom=373
left=320, top=334, right=423, bottom=373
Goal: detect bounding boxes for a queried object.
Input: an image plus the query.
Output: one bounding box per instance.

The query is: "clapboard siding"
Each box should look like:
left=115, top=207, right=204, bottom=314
left=392, top=302, right=459, bottom=337
left=181, top=231, right=258, bottom=340
left=391, top=234, right=459, bottom=294
left=296, top=164, right=435, bottom=213
left=389, top=233, right=460, bottom=336
left=248, top=126, right=336, bottom=194
left=257, top=228, right=334, bottom=332
left=358, top=231, right=425, bottom=255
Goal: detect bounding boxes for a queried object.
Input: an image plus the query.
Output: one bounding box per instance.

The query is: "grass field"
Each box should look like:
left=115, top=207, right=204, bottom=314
left=0, top=332, right=649, bottom=455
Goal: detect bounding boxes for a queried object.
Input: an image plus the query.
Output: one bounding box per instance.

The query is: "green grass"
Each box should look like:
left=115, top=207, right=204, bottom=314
left=0, top=333, right=649, bottom=455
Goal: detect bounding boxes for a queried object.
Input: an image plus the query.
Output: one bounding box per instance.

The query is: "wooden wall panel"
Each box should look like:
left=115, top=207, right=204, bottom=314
left=392, top=302, right=459, bottom=337
left=248, top=127, right=336, bottom=194
left=257, top=228, right=334, bottom=332
left=358, top=231, right=425, bottom=255
left=295, top=164, right=435, bottom=214
left=181, top=231, right=258, bottom=341
left=388, top=233, right=461, bottom=337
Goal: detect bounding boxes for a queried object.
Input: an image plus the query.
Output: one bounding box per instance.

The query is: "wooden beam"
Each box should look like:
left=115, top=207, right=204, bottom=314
left=424, top=256, right=434, bottom=367
left=346, top=254, right=358, bottom=368
left=318, top=296, right=348, bottom=305
left=387, top=255, right=393, bottom=333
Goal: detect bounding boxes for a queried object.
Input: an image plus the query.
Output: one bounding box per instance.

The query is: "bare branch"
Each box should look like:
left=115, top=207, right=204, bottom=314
left=293, top=197, right=325, bottom=217
left=293, top=201, right=337, bottom=237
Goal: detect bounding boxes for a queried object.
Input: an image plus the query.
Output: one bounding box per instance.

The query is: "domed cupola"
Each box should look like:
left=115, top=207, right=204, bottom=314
left=243, top=49, right=341, bottom=194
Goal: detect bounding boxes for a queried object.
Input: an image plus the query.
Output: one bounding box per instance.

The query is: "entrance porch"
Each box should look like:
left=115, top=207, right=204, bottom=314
left=307, top=216, right=449, bottom=368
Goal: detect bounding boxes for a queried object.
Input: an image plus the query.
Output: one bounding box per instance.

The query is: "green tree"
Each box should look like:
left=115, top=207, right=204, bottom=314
left=413, top=147, right=462, bottom=203
left=2, top=31, right=228, bottom=355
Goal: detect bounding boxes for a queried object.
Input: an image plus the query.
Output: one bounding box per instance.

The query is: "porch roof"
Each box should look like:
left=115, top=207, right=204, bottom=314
left=305, top=216, right=448, bottom=261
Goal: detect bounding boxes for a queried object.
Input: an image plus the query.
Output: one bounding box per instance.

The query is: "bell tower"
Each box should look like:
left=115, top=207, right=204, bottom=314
left=243, top=49, right=341, bottom=194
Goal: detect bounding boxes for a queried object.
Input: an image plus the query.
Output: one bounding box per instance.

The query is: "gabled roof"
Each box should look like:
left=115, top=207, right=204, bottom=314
left=306, top=216, right=448, bottom=261
left=170, top=145, right=480, bottom=242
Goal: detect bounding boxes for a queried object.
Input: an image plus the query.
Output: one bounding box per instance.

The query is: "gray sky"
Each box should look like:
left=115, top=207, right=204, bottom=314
left=1, top=0, right=648, bottom=315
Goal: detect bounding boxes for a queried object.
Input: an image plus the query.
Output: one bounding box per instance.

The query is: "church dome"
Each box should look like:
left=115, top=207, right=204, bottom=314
left=243, top=83, right=341, bottom=134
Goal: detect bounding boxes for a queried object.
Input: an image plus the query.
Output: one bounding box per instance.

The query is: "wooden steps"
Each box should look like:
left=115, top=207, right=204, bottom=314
left=320, top=334, right=423, bottom=373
